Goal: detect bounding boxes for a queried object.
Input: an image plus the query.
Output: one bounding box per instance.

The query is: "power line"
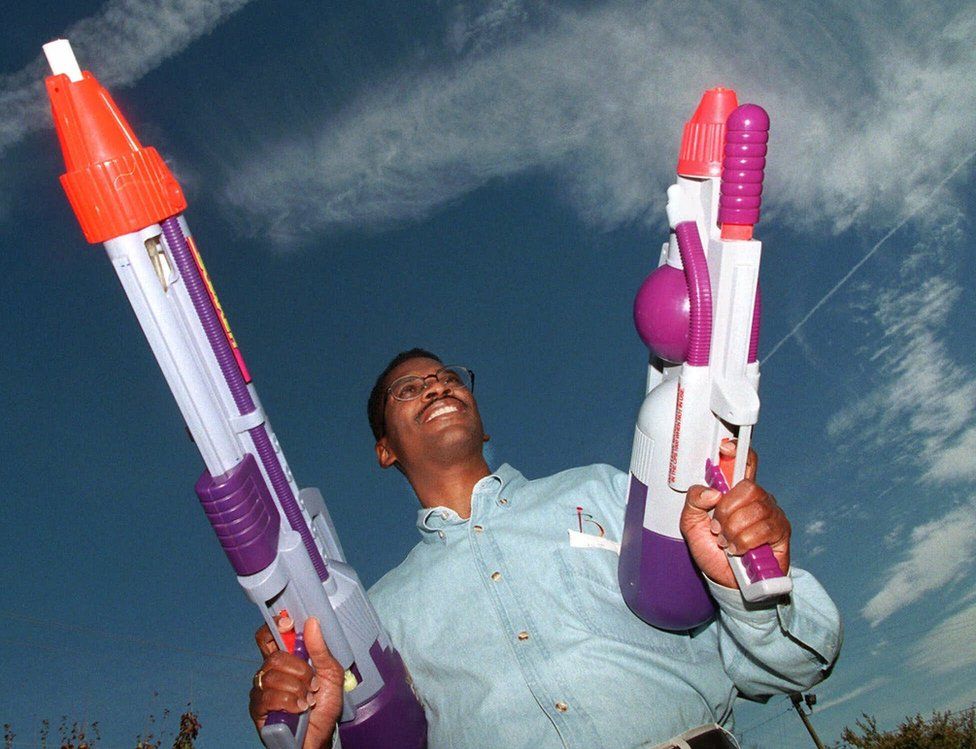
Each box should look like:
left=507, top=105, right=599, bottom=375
left=0, top=612, right=253, bottom=665
left=761, top=147, right=976, bottom=364
left=736, top=696, right=793, bottom=738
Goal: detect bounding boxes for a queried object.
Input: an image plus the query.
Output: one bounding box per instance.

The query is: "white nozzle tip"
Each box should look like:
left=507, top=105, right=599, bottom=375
left=43, top=39, right=83, bottom=82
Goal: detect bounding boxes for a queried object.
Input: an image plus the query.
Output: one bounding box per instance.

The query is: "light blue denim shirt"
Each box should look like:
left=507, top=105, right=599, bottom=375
left=368, top=464, right=841, bottom=749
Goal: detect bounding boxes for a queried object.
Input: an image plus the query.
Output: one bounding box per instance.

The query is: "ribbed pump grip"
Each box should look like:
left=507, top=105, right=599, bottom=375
left=718, top=104, right=769, bottom=236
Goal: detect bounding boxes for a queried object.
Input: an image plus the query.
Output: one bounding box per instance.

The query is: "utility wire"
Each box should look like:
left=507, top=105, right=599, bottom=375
left=761, top=147, right=976, bottom=364
left=736, top=696, right=793, bottom=738
left=1, top=611, right=253, bottom=665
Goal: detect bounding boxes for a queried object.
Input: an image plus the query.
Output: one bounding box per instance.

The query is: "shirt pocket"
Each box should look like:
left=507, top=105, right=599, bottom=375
left=556, top=545, right=698, bottom=660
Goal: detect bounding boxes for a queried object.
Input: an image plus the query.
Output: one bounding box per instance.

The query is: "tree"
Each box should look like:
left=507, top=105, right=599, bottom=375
left=2, top=709, right=199, bottom=749
left=834, top=707, right=976, bottom=748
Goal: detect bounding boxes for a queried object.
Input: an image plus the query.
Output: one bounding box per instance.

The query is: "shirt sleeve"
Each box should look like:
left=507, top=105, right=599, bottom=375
left=706, top=567, right=843, bottom=699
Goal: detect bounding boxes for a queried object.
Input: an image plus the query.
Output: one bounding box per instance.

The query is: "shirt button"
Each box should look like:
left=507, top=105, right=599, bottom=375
left=517, top=630, right=529, bottom=641
left=555, top=702, right=569, bottom=713
left=440, top=511, right=450, bottom=519
left=437, top=530, right=446, bottom=540
left=473, top=525, right=484, bottom=533
left=490, top=571, right=502, bottom=581
left=498, top=497, right=509, bottom=505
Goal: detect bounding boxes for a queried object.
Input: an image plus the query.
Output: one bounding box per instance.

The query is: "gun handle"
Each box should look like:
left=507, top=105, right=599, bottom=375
left=704, top=458, right=792, bottom=602
left=261, top=638, right=311, bottom=749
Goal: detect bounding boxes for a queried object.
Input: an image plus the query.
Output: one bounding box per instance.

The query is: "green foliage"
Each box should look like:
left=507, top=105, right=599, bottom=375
left=835, top=707, right=976, bottom=748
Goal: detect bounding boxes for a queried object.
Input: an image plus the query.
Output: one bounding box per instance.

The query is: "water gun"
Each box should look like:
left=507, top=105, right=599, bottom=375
left=618, top=88, right=792, bottom=631
left=42, top=39, right=427, bottom=748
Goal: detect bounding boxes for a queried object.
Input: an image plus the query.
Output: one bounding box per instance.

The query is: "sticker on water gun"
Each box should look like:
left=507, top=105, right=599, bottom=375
left=186, top=235, right=252, bottom=383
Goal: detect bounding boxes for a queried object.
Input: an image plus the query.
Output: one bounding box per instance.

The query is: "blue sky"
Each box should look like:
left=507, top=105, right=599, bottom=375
left=2, top=1, right=975, bottom=746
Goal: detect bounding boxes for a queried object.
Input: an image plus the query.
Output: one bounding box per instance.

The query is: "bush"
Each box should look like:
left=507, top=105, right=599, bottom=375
left=835, top=707, right=976, bottom=748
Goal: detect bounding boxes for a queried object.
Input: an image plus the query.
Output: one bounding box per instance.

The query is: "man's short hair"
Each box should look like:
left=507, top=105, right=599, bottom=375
left=367, top=348, right=443, bottom=440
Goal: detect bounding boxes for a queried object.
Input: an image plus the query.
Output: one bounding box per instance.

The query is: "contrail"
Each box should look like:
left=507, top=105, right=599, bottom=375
left=761, top=147, right=976, bottom=364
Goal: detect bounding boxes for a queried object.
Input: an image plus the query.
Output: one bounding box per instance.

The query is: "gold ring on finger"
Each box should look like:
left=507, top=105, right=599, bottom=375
left=253, top=669, right=265, bottom=690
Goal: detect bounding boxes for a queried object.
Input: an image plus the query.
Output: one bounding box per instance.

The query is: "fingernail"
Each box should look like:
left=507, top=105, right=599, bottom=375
left=727, top=542, right=739, bottom=555
left=297, top=699, right=309, bottom=711
left=702, top=489, right=720, bottom=501
left=717, top=534, right=728, bottom=548
left=710, top=519, right=721, bottom=534
left=310, top=677, right=321, bottom=691
left=719, top=442, right=734, bottom=454
left=305, top=692, right=317, bottom=707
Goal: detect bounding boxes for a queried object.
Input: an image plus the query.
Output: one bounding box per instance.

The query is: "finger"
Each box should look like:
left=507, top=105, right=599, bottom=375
left=712, top=479, right=768, bottom=525
left=685, top=485, right=722, bottom=514
left=745, top=447, right=758, bottom=481
left=716, top=500, right=776, bottom=553
left=255, top=624, right=279, bottom=658
left=719, top=439, right=759, bottom=478
left=263, top=650, right=316, bottom=683
left=252, top=685, right=314, bottom=716
left=260, top=666, right=315, bottom=703
left=728, top=516, right=790, bottom=556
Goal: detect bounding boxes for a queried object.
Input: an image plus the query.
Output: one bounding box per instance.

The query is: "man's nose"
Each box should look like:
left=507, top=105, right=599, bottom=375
left=423, top=377, right=451, bottom=399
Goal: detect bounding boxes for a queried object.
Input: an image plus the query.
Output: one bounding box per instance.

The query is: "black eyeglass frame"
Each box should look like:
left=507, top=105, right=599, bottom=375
left=384, top=365, right=476, bottom=405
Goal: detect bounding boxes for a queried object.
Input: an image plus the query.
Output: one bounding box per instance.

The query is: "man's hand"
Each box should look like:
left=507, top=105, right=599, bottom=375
left=679, top=441, right=790, bottom=589
left=249, top=617, right=346, bottom=749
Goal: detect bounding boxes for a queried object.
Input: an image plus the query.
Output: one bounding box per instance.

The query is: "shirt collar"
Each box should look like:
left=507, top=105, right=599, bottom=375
left=415, top=464, right=524, bottom=542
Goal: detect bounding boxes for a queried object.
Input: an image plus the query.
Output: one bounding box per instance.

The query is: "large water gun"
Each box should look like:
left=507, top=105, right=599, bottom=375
left=618, top=88, right=793, bottom=631
left=42, top=39, right=427, bottom=748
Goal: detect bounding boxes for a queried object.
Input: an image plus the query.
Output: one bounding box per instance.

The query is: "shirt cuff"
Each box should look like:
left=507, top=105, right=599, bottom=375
left=705, top=569, right=793, bottom=627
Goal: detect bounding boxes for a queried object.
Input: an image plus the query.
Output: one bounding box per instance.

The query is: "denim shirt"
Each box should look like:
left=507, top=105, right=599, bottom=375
left=368, top=464, right=841, bottom=749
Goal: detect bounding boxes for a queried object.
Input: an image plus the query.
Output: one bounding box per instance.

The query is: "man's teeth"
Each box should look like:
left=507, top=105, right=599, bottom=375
left=425, top=403, right=460, bottom=421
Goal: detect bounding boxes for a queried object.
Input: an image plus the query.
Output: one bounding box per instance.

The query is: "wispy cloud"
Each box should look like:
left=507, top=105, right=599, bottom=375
left=805, top=519, right=827, bottom=536
left=909, top=601, right=976, bottom=675
left=826, top=216, right=976, bottom=625
left=221, top=0, right=976, bottom=242
left=0, top=0, right=255, bottom=154
left=861, top=505, right=976, bottom=626
left=816, top=676, right=889, bottom=713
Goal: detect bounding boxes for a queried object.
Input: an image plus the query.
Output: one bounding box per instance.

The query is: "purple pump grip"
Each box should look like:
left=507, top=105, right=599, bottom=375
left=704, top=460, right=791, bottom=601
left=261, top=638, right=310, bottom=749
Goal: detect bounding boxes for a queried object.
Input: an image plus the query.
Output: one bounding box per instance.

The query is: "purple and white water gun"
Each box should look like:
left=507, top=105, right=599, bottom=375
left=618, top=88, right=792, bottom=631
left=42, top=39, right=427, bottom=748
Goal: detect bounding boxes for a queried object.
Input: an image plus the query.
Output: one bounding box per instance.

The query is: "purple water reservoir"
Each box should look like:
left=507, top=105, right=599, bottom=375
left=618, top=477, right=716, bottom=630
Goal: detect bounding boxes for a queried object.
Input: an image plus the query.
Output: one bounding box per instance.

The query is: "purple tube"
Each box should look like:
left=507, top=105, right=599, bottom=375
left=748, top=285, right=761, bottom=364
left=674, top=221, right=712, bottom=367
left=160, top=217, right=330, bottom=582
left=718, top=105, right=769, bottom=229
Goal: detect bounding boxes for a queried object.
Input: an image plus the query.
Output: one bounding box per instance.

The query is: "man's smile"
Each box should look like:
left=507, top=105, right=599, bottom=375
left=420, top=397, right=466, bottom=423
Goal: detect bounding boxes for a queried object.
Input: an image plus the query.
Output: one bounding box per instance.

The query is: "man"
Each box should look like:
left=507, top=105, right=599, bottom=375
left=249, top=349, right=842, bottom=748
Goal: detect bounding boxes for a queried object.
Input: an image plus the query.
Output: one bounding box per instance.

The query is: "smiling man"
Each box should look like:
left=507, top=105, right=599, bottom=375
left=249, top=348, right=842, bottom=749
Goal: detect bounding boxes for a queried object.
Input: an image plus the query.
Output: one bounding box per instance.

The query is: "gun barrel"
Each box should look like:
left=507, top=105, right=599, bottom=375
left=44, top=39, right=427, bottom=748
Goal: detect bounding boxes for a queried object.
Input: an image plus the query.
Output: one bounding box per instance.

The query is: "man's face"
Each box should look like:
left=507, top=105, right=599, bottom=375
left=375, top=357, right=485, bottom=471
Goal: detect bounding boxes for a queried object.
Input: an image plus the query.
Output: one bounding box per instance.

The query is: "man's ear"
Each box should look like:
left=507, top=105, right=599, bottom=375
left=375, top=437, right=398, bottom=469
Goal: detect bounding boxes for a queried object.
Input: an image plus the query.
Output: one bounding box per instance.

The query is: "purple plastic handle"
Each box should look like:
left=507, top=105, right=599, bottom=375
left=704, top=460, right=784, bottom=583
left=265, top=636, right=309, bottom=734
left=717, top=104, right=769, bottom=228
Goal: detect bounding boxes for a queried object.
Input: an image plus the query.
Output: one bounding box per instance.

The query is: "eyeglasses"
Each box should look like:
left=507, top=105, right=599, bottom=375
left=386, top=366, right=475, bottom=402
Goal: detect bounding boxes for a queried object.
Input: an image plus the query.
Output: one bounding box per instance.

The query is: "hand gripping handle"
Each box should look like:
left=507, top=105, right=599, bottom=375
left=704, top=456, right=792, bottom=602
left=260, top=637, right=311, bottom=749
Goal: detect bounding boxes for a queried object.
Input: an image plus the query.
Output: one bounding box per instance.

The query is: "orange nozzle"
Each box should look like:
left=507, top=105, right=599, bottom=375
left=46, top=71, right=186, bottom=244
left=676, top=87, right=739, bottom=178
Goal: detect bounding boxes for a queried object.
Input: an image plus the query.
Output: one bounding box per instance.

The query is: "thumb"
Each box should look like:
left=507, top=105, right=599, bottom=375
left=681, top=486, right=721, bottom=536
left=303, top=618, right=339, bottom=674
left=684, top=485, right=722, bottom=516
